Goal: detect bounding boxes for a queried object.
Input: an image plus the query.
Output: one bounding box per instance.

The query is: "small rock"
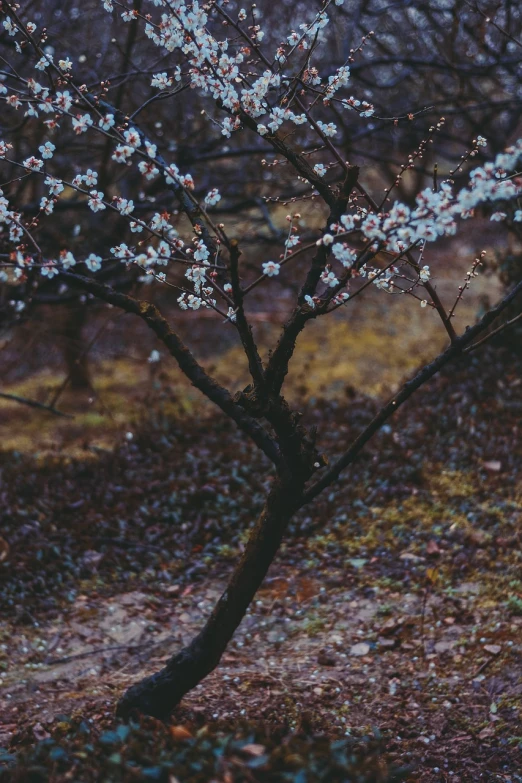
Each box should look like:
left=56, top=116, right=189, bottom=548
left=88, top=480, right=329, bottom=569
left=434, top=641, right=455, bottom=653
left=378, top=637, right=397, bottom=649
left=426, top=540, right=441, bottom=556
left=484, top=644, right=501, bottom=655
left=350, top=642, right=370, bottom=656
left=483, top=460, right=501, bottom=472
left=317, top=648, right=337, bottom=666
left=399, top=552, right=425, bottom=562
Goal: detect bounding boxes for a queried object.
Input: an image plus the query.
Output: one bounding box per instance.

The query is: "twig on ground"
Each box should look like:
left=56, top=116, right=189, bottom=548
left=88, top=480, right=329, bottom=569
left=0, top=392, right=74, bottom=418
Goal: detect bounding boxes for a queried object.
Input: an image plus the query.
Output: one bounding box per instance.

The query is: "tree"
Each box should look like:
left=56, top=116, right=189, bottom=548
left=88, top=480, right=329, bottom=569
left=2, top=0, right=521, bottom=395
left=0, top=0, right=521, bottom=720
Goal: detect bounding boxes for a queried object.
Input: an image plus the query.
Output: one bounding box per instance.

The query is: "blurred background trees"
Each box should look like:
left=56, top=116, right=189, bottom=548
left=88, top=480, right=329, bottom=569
left=1, top=0, right=521, bottom=411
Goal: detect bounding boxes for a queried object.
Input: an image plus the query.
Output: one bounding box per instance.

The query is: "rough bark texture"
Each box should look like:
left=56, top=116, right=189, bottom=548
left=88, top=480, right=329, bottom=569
left=61, top=305, right=90, bottom=390
left=115, top=477, right=302, bottom=720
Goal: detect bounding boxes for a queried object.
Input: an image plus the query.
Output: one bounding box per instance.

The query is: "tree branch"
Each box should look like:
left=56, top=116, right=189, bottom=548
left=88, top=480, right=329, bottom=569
left=63, top=272, right=281, bottom=466
left=228, top=240, right=266, bottom=391
left=302, top=279, right=522, bottom=504
left=463, top=309, right=522, bottom=353
left=264, top=170, right=359, bottom=396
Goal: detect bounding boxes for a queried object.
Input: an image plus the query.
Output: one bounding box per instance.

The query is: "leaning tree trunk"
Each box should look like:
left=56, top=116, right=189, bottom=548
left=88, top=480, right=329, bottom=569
left=116, top=475, right=302, bottom=720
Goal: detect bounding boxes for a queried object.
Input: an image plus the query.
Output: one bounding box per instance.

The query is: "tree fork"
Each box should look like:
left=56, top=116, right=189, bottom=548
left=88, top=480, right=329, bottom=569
left=115, top=476, right=303, bottom=720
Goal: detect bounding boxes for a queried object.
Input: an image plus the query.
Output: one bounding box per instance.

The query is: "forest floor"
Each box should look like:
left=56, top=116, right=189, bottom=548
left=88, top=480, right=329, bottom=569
left=0, top=334, right=521, bottom=781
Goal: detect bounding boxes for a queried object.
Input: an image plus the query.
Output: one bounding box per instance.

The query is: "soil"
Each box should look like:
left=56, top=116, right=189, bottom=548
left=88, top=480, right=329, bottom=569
left=0, top=340, right=521, bottom=782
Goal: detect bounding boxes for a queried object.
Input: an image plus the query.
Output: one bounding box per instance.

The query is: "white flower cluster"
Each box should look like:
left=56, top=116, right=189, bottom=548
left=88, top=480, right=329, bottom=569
left=324, top=142, right=522, bottom=254
left=177, top=291, right=216, bottom=311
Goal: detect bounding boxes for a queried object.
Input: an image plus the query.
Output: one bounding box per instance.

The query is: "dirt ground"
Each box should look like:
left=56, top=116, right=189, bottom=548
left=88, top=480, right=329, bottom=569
left=0, top=327, right=521, bottom=780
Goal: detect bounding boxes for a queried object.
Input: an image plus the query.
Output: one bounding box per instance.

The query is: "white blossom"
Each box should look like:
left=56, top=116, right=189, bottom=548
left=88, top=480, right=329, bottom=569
left=83, top=169, right=98, bottom=187
left=321, top=269, right=339, bottom=287
left=204, top=188, right=222, bottom=207
left=262, top=261, right=280, bottom=277
left=112, top=145, right=134, bottom=163
left=123, top=129, right=141, bottom=148
left=332, top=243, right=357, bottom=268
left=38, top=141, right=55, bottom=159
left=85, top=253, right=102, bottom=272
left=115, top=198, right=135, bottom=216
left=72, top=114, right=93, bottom=134
left=316, top=121, right=337, bottom=137
left=59, top=250, right=76, bottom=269
left=54, top=91, right=73, bottom=111
left=194, top=240, right=210, bottom=264
left=23, top=156, right=43, bottom=171
left=151, top=72, right=173, bottom=89
left=88, top=190, right=106, bottom=212
left=41, top=262, right=58, bottom=277
left=99, top=114, right=115, bottom=131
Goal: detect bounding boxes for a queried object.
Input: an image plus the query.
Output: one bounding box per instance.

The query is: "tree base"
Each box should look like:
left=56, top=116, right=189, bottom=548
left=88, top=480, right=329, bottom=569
left=116, top=667, right=184, bottom=721
left=116, top=641, right=218, bottom=720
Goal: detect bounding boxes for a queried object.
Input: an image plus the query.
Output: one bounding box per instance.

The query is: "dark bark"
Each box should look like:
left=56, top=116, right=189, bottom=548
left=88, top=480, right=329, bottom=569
left=62, top=272, right=281, bottom=468
left=109, top=277, right=521, bottom=722
left=116, top=476, right=302, bottom=720
left=61, top=304, right=91, bottom=391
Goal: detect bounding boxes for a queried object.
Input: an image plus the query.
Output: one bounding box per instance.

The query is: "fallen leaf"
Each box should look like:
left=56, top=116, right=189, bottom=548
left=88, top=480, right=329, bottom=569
left=478, top=727, right=495, bottom=740
left=33, top=723, right=51, bottom=741
left=426, top=540, right=440, bottom=555
left=241, top=743, right=266, bottom=757
left=0, top=537, right=9, bottom=562
left=380, top=618, right=398, bottom=633
left=169, top=725, right=193, bottom=741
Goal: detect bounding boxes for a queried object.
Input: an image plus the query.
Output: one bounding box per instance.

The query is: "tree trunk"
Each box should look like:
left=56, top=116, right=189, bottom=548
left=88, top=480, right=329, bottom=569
left=62, top=304, right=90, bottom=390
left=115, top=476, right=302, bottom=720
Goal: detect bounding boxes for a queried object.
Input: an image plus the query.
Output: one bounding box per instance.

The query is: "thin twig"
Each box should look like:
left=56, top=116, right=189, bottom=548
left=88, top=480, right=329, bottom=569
left=464, top=310, right=522, bottom=353
left=302, top=277, right=522, bottom=504
left=0, top=392, right=74, bottom=418
left=44, top=636, right=177, bottom=666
